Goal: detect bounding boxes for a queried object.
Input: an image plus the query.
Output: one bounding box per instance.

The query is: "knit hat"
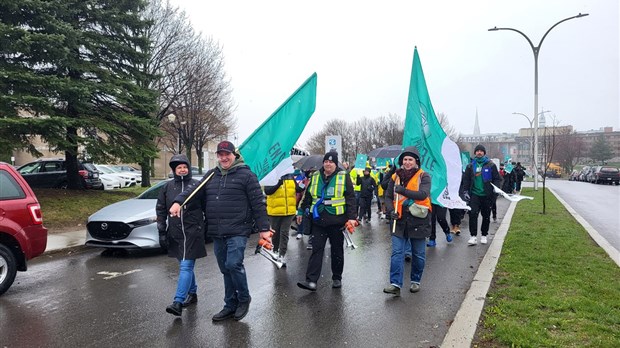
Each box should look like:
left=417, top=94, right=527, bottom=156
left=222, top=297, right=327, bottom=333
left=397, top=146, right=420, bottom=166
left=474, top=144, right=486, bottom=154
left=323, top=151, right=338, bottom=165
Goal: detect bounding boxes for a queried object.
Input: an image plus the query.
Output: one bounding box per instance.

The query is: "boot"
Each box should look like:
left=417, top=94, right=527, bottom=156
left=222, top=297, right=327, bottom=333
left=166, top=301, right=182, bottom=316
left=182, top=293, right=197, bottom=307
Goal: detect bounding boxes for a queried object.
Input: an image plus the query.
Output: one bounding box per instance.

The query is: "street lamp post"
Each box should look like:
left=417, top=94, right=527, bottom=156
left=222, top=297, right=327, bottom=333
left=167, top=113, right=186, bottom=154
left=489, top=13, right=589, bottom=190
left=512, top=110, right=550, bottom=173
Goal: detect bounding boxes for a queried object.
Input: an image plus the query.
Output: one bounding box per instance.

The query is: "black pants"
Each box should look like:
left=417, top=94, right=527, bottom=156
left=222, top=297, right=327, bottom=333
left=516, top=180, right=522, bottom=191
left=491, top=194, right=497, bottom=220
left=358, top=196, right=372, bottom=220
left=449, top=208, right=462, bottom=226
left=468, top=194, right=493, bottom=236
left=305, top=223, right=344, bottom=283
left=430, top=204, right=450, bottom=240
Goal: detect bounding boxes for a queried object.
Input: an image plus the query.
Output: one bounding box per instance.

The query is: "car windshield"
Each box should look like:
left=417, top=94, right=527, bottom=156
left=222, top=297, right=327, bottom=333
left=137, top=180, right=169, bottom=199
left=96, top=165, right=115, bottom=174
left=601, top=167, right=619, bottom=173
left=82, top=163, right=98, bottom=172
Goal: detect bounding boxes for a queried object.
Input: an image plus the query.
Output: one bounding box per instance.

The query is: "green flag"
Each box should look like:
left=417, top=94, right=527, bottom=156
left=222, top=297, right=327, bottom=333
left=402, top=48, right=468, bottom=209
left=239, top=73, right=317, bottom=185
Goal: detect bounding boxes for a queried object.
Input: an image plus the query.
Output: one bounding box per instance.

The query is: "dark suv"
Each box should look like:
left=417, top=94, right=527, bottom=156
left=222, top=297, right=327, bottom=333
left=590, top=166, right=620, bottom=185
left=0, top=162, right=48, bottom=295
left=17, top=158, right=102, bottom=189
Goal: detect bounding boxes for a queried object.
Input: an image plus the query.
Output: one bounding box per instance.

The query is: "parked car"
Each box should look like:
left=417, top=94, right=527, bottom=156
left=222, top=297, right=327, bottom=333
left=99, top=174, right=122, bottom=190
left=16, top=158, right=102, bottom=189
left=568, top=170, right=580, bottom=181
left=585, top=167, right=598, bottom=183
left=578, top=166, right=591, bottom=182
left=0, top=162, right=48, bottom=295
left=85, top=180, right=169, bottom=250
left=590, top=166, right=620, bottom=185
left=95, top=164, right=135, bottom=188
left=109, top=165, right=142, bottom=184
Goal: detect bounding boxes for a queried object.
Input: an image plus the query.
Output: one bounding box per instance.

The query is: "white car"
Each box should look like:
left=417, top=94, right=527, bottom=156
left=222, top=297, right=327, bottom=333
left=110, top=165, right=142, bottom=184
left=95, top=165, right=136, bottom=188
left=99, top=174, right=121, bottom=190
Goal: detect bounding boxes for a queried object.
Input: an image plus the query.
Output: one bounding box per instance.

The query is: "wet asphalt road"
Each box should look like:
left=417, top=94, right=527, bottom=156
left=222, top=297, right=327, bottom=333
left=0, top=199, right=510, bottom=348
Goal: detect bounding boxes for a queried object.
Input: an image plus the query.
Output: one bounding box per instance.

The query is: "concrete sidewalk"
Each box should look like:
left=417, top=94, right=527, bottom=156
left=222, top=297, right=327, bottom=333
left=44, top=229, right=87, bottom=254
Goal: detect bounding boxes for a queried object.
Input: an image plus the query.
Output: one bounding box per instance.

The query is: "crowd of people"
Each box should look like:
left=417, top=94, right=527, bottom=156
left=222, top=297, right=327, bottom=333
left=156, top=140, right=518, bottom=319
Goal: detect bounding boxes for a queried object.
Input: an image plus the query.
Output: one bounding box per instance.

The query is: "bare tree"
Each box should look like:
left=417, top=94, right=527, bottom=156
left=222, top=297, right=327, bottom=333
left=437, top=112, right=459, bottom=141
left=555, top=128, right=582, bottom=174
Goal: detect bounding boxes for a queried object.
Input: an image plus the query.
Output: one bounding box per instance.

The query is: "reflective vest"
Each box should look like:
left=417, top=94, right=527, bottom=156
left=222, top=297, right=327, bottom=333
left=392, top=169, right=432, bottom=218
left=371, top=170, right=382, bottom=196
left=349, top=169, right=361, bottom=192
left=266, top=178, right=297, bottom=216
left=309, top=170, right=347, bottom=215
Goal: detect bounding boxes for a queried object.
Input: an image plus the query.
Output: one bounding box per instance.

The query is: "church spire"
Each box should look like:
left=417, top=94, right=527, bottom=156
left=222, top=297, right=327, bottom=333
left=473, top=108, right=480, bottom=135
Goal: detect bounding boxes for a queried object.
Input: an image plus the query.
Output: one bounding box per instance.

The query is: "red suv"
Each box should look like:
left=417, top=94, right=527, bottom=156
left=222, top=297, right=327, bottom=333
left=0, top=162, right=48, bottom=295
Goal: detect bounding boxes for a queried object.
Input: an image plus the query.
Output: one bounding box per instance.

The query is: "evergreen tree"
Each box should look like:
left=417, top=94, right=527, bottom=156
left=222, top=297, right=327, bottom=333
left=0, top=0, right=158, bottom=189
left=589, top=135, right=613, bottom=164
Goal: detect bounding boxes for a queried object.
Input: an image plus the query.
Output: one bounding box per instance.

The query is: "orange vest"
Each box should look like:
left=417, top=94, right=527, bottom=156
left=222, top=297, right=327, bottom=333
left=392, top=169, right=432, bottom=218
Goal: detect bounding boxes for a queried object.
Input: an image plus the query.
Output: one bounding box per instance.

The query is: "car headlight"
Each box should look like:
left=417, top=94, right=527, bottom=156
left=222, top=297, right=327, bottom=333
left=129, top=217, right=157, bottom=227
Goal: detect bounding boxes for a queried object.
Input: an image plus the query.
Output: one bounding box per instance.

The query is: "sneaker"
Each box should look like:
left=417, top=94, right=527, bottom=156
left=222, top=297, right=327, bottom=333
left=481, top=236, right=488, bottom=244
left=297, top=281, right=317, bottom=291
left=306, top=244, right=313, bottom=250
left=332, top=279, right=342, bottom=288
left=296, top=233, right=303, bottom=240
left=427, top=239, right=436, bottom=247
left=409, top=282, right=420, bottom=293
left=468, top=236, right=477, bottom=245
left=278, top=255, right=287, bottom=267
left=166, top=301, right=183, bottom=316
left=234, top=298, right=251, bottom=321
left=212, top=307, right=235, bottom=321
left=445, top=233, right=453, bottom=243
left=383, top=284, right=400, bottom=296
left=455, top=225, right=461, bottom=235
left=182, top=293, right=197, bottom=307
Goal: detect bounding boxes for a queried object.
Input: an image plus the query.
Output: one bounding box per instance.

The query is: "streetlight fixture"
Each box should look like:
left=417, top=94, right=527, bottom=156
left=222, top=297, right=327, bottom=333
left=512, top=110, right=551, bottom=172
left=167, top=113, right=185, bottom=154
left=489, top=13, right=589, bottom=190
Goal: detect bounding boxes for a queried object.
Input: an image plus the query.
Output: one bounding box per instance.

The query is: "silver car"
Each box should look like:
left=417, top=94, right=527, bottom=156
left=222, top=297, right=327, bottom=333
left=86, top=180, right=169, bottom=250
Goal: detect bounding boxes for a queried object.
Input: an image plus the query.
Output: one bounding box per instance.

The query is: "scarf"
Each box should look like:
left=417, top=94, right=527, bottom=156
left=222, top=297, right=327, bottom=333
left=396, top=167, right=418, bottom=186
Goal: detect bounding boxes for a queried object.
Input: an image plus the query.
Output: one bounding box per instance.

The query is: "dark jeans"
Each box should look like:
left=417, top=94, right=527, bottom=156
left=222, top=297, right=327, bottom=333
left=269, top=215, right=293, bottom=256
left=449, top=208, right=463, bottom=226
left=305, top=223, right=344, bottom=283
left=516, top=180, right=522, bottom=191
left=429, top=204, right=450, bottom=240
left=491, top=194, right=497, bottom=219
left=213, top=236, right=249, bottom=311
left=358, top=195, right=372, bottom=220
left=468, top=194, right=493, bottom=236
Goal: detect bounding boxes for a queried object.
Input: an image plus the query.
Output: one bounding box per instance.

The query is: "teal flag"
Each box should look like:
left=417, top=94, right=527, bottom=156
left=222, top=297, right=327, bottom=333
left=354, top=154, right=368, bottom=169
left=402, top=48, right=468, bottom=209
left=460, top=151, right=470, bottom=172
left=376, top=158, right=389, bottom=168
left=239, top=73, right=317, bottom=185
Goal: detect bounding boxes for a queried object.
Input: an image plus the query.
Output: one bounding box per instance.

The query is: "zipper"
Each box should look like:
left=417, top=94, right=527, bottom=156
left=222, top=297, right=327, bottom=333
left=181, top=179, right=187, bottom=260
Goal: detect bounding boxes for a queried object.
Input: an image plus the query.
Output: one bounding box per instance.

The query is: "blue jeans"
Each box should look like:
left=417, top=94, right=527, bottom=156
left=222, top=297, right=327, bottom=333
left=404, top=238, right=412, bottom=257
left=389, top=236, right=426, bottom=288
left=213, top=236, right=250, bottom=311
left=174, top=259, right=197, bottom=303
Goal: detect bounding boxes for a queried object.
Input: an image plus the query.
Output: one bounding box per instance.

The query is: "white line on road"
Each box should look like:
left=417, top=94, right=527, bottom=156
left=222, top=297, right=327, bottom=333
left=97, top=269, right=143, bottom=280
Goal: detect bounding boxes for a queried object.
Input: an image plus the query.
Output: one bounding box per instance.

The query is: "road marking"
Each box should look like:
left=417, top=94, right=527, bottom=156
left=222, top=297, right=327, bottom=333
left=97, top=269, right=143, bottom=280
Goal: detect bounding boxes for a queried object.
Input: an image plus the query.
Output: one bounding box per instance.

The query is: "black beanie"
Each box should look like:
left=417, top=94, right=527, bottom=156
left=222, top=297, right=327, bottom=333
left=397, top=146, right=420, bottom=166
left=323, top=151, right=338, bottom=165
left=474, top=144, right=486, bottom=154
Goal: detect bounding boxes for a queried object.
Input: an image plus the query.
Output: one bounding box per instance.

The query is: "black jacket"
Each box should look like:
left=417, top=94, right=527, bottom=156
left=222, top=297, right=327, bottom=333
left=298, top=168, right=357, bottom=228
left=460, top=157, right=501, bottom=198
left=174, top=158, right=270, bottom=238
left=156, top=154, right=207, bottom=260
left=357, top=174, right=377, bottom=198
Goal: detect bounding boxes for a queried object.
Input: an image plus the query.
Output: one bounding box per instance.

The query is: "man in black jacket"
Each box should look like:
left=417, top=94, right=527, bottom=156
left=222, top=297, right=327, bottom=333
left=356, top=167, right=377, bottom=224
left=169, top=141, right=272, bottom=322
left=460, top=145, right=501, bottom=246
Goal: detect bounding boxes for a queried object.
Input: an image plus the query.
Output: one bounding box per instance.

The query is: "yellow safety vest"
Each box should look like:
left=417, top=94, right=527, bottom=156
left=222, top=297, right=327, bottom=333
left=349, top=169, right=361, bottom=192
left=371, top=170, right=382, bottom=196
left=309, top=170, right=347, bottom=215
left=266, top=178, right=297, bottom=216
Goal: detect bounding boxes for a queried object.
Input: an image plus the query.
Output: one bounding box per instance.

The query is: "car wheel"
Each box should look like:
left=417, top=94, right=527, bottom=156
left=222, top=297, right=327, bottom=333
left=0, top=244, right=18, bottom=296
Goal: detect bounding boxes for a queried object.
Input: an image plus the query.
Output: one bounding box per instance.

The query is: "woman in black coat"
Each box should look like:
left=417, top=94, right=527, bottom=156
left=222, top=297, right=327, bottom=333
left=156, top=154, right=206, bottom=316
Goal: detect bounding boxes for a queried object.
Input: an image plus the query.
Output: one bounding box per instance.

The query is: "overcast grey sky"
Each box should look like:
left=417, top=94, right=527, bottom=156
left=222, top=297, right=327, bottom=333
left=171, top=0, right=618, bottom=146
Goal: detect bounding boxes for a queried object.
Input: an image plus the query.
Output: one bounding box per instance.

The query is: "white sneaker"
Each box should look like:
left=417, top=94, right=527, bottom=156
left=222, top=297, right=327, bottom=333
left=278, top=256, right=286, bottom=267
left=296, top=233, right=302, bottom=240
left=467, top=236, right=477, bottom=245
left=481, top=236, right=488, bottom=244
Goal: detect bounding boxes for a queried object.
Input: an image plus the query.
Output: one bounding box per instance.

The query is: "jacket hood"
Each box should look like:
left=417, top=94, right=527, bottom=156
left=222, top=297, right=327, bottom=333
left=169, top=154, right=192, bottom=181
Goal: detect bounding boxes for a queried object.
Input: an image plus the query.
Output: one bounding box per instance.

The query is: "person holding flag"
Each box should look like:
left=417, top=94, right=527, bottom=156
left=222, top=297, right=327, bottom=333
left=169, top=140, right=272, bottom=322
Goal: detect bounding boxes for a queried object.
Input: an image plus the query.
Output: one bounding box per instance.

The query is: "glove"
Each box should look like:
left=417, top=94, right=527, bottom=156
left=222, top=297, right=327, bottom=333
left=158, top=232, right=168, bottom=250
left=394, top=185, right=406, bottom=195
left=390, top=211, right=400, bottom=220
left=157, top=222, right=167, bottom=233
left=462, top=192, right=471, bottom=202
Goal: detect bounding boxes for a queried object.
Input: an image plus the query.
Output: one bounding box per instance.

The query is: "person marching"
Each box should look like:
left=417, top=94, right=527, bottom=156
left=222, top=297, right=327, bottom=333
left=383, top=147, right=432, bottom=296
left=264, top=173, right=302, bottom=266
left=296, top=151, right=357, bottom=291
left=356, top=167, right=377, bottom=224
left=460, top=144, right=501, bottom=245
left=169, top=141, right=272, bottom=322
left=156, top=154, right=206, bottom=316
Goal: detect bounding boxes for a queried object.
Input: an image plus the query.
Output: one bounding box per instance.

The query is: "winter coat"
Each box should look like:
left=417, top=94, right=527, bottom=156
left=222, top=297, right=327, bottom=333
left=356, top=174, right=377, bottom=198
left=385, top=168, right=432, bottom=239
left=501, top=169, right=516, bottom=193
left=174, top=157, right=270, bottom=238
left=156, top=154, right=207, bottom=261
left=460, top=157, right=501, bottom=198
left=298, top=168, right=357, bottom=228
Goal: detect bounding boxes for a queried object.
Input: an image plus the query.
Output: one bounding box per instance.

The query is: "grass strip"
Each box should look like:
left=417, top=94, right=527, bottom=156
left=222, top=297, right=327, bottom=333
left=475, top=188, right=620, bottom=348
left=34, top=186, right=149, bottom=231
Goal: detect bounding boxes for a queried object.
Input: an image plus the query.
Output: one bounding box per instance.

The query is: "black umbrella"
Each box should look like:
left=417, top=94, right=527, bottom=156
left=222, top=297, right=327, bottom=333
left=367, top=145, right=402, bottom=159
left=293, top=155, right=345, bottom=171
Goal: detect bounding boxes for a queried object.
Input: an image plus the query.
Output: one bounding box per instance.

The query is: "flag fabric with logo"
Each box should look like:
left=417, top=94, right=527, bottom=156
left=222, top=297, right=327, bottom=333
left=402, top=48, right=469, bottom=209
left=239, top=73, right=317, bottom=185
left=355, top=154, right=368, bottom=169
